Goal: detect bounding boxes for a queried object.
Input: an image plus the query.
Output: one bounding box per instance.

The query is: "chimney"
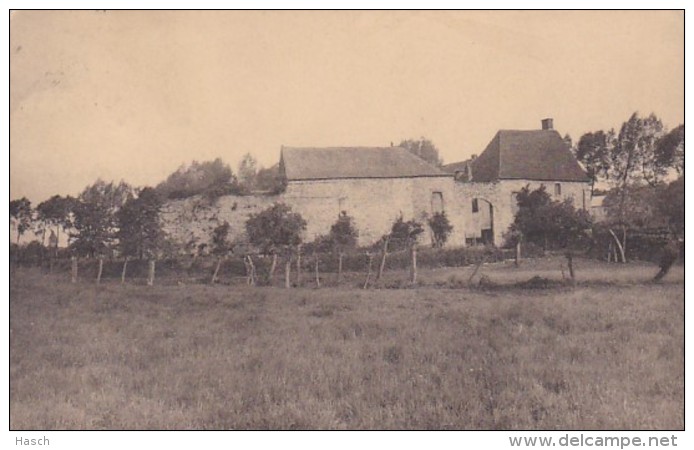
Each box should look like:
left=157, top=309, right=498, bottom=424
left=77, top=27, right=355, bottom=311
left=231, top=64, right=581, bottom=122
left=541, top=118, right=554, bottom=130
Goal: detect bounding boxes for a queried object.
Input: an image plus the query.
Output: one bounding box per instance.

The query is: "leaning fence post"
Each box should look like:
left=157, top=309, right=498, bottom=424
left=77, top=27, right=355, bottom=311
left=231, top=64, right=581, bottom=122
left=246, top=255, right=256, bottom=286
left=376, top=235, right=390, bottom=282
left=211, top=256, right=223, bottom=284
left=71, top=256, right=78, bottom=283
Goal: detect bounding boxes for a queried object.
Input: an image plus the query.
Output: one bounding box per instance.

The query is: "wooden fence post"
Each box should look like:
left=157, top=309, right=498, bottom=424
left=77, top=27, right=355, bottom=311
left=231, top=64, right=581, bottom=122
left=96, top=257, right=104, bottom=285
left=244, top=256, right=252, bottom=285
left=284, top=256, right=291, bottom=289
left=410, top=245, right=418, bottom=285
left=147, top=259, right=156, bottom=286
left=71, top=256, right=78, bottom=283
left=296, top=245, right=302, bottom=287
left=337, top=252, right=344, bottom=285
left=121, top=257, right=129, bottom=284
left=363, top=252, right=374, bottom=289
left=211, top=257, right=223, bottom=284
left=246, top=255, right=256, bottom=286
left=467, top=255, right=486, bottom=286
left=376, top=235, right=390, bottom=282
left=566, top=251, right=575, bottom=282
left=268, top=253, right=278, bottom=283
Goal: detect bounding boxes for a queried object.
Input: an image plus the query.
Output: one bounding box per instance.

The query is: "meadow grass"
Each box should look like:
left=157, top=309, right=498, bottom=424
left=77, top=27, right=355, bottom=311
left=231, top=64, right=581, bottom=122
left=10, top=261, right=683, bottom=430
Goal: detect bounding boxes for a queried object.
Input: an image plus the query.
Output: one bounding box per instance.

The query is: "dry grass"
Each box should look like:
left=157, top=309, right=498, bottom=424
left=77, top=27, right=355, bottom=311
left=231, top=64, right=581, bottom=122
left=10, top=261, right=683, bottom=430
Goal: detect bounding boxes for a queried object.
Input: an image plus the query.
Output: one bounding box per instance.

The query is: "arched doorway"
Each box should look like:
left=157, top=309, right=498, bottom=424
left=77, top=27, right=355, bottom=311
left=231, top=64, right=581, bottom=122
left=468, top=197, right=496, bottom=246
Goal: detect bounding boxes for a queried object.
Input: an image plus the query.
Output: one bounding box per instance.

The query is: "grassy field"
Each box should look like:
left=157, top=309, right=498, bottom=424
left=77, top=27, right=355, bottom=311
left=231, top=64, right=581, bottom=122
left=10, top=258, right=683, bottom=430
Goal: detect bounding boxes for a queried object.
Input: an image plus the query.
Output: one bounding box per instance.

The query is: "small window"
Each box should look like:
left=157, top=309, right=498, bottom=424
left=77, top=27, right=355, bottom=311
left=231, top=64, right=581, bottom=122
left=472, top=198, right=479, bottom=213
left=554, top=183, right=561, bottom=196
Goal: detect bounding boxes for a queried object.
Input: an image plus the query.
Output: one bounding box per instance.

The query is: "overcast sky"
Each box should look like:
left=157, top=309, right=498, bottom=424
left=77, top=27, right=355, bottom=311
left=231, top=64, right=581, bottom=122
left=10, top=10, right=683, bottom=203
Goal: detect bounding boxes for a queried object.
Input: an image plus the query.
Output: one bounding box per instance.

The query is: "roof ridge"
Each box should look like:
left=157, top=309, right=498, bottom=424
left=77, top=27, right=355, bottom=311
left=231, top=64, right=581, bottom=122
left=281, top=145, right=446, bottom=179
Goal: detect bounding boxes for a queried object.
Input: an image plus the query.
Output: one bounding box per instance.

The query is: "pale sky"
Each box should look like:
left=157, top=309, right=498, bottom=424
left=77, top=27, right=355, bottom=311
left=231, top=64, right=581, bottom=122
left=10, top=10, right=684, bottom=204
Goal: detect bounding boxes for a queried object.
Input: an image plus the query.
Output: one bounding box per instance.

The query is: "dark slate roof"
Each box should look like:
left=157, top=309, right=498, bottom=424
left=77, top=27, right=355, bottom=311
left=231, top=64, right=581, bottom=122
left=469, top=130, right=590, bottom=182
left=280, top=146, right=450, bottom=181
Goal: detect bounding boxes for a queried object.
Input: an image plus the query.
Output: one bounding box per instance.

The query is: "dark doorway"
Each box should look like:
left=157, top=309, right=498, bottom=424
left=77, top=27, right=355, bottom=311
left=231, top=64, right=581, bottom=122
left=481, top=228, right=494, bottom=245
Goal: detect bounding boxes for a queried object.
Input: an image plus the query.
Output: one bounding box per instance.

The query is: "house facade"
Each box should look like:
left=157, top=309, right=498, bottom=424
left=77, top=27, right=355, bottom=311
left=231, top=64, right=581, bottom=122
left=161, top=119, right=591, bottom=251
left=444, top=119, right=592, bottom=245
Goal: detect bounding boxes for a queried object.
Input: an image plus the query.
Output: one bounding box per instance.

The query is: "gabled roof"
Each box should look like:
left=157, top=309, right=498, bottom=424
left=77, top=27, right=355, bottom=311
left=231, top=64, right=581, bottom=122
left=469, top=129, right=590, bottom=182
left=280, top=146, right=450, bottom=181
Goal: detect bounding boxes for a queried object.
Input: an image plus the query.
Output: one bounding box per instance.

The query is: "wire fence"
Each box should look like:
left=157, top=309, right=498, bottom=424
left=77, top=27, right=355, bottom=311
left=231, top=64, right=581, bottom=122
left=10, top=244, right=539, bottom=287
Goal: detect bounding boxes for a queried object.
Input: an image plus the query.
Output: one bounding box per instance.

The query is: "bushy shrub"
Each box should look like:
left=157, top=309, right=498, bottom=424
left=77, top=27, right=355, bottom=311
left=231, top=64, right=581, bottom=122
left=428, top=211, right=453, bottom=248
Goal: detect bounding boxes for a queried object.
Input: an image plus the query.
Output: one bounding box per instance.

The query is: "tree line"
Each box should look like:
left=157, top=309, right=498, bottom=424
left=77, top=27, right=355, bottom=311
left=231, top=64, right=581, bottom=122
left=10, top=117, right=683, bottom=284
left=9, top=136, right=446, bottom=257
left=569, top=112, right=683, bottom=264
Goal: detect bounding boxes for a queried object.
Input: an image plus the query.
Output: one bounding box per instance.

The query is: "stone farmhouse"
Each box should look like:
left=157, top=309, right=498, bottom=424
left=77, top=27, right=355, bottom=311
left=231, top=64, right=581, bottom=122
left=160, top=119, right=591, bottom=252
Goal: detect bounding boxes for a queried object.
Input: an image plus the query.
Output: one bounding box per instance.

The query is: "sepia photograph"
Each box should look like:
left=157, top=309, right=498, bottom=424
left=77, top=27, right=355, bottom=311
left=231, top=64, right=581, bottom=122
left=8, top=9, right=684, bottom=436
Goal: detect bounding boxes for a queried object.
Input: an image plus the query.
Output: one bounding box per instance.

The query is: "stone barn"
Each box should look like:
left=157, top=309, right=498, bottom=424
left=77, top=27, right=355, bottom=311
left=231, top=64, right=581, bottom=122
left=279, top=146, right=464, bottom=247
left=160, top=119, right=591, bottom=252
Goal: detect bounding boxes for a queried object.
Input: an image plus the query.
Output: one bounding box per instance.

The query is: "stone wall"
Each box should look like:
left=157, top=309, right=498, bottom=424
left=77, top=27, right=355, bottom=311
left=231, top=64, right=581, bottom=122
left=159, top=176, right=591, bottom=253
left=160, top=194, right=280, bottom=253
left=160, top=175, right=467, bottom=252
left=283, top=176, right=465, bottom=247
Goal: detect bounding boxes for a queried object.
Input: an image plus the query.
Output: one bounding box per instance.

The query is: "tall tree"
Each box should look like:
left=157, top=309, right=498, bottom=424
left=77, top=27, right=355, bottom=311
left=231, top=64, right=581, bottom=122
left=605, top=113, right=665, bottom=260
left=611, top=112, right=665, bottom=188
left=156, top=158, right=240, bottom=199
left=255, top=164, right=287, bottom=194
left=245, top=203, right=307, bottom=286
left=116, top=187, right=165, bottom=259
left=245, top=203, right=306, bottom=254
left=574, top=130, right=614, bottom=193
left=389, top=215, right=425, bottom=283
left=211, top=221, right=233, bottom=256
left=10, top=197, right=33, bottom=245
left=35, top=195, right=74, bottom=250
left=509, top=185, right=592, bottom=250
left=71, top=180, right=133, bottom=257
left=237, top=153, right=258, bottom=193
left=398, top=138, right=443, bottom=167
left=658, top=176, right=684, bottom=236
left=210, top=221, right=233, bottom=284
left=602, top=185, right=667, bottom=230
left=601, top=183, right=673, bottom=264
left=328, top=211, right=359, bottom=283
left=655, top=124, right=684, bottom=176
